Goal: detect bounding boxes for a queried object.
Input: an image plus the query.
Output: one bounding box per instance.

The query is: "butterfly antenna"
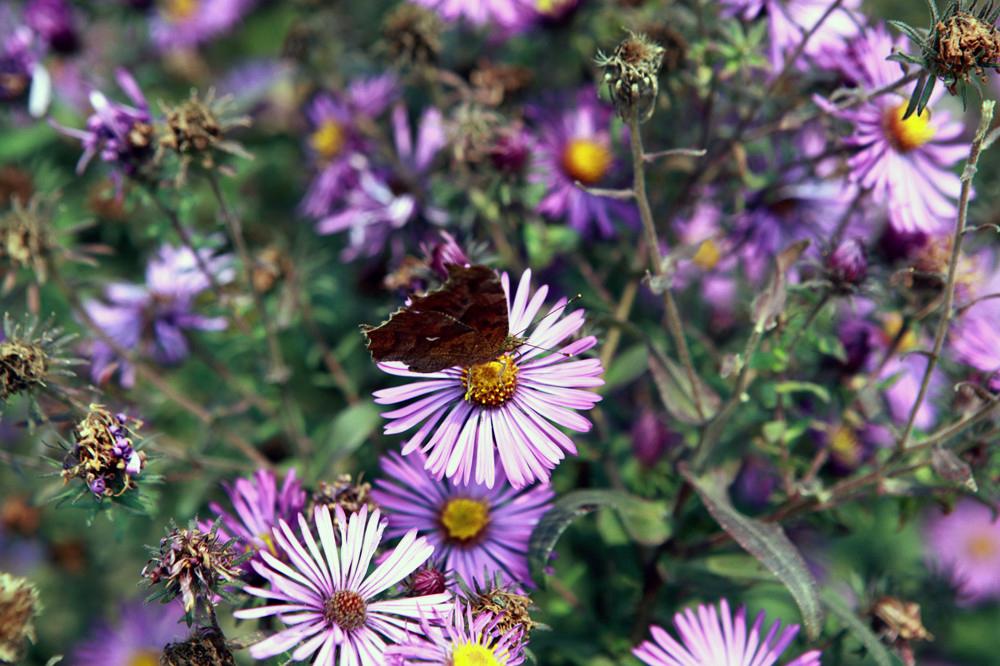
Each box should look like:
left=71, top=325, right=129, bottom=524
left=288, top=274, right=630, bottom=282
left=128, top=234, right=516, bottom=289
left=510, top=293, right=584, bottom=339
left=510, top=293, right=585, bottom=360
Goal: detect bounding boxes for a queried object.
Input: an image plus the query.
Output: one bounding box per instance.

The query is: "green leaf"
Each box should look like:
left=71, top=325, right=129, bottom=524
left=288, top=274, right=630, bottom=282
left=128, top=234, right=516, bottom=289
left=602, top=344, right=648, bottom=393
left=774, top=381, right=831, bottom=403
left=822, top=588, right=901, bottom=666
left=528, top=490, right=671, bottom=584
left=681, top=468, right=824, bottom=639
left=309, top=401, right=381, bottom=484
left=648, top=350, right=720, bottom=425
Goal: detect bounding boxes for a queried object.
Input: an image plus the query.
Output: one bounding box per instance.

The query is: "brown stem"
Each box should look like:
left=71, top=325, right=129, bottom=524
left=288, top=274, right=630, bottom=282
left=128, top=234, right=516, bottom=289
left=896, top=101, right=996, bottom=453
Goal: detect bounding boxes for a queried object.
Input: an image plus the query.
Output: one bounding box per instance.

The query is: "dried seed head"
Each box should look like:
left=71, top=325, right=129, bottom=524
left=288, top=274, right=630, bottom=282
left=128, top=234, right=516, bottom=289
left=470, top=60, right=534, bottom=106
left=0, top=196, right=56, bottom=285
left=0, top=315, right=77, bottom=405
left=157, top=90, right=252, bottom=182
left=596, top=31, right=665, bottom=122
left=161, top=626, right=237, bottom=666
left=308, top=474, right=378, bottom=527
left=381, top=3, right=443, bottom=66
left=60, top=404, right=146, bottom=499
left=935, top=10, right=1000, bottom=92
left=142, top=522, right=242, bottom=614
left=0, top=572, right=41, bottom=663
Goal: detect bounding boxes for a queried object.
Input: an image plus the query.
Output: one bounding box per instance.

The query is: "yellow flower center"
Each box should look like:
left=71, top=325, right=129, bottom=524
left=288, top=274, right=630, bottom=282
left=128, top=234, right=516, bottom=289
left=163, top=0, right=199, bottom=21
left=692, top=239, right=721, bottom=270
left=453, top=642, right=504, bottom=666
left=440, top=498, right=490, bottom=543
left=966, top=533, right=998, bottom=561
left=536, top=0, right=573, bottom=14
left=829, top=425, right=862, bottom=467
left=128, top=651, right=160, bottom=666
left=310, top=119, right=347, bottom=160
left=884, top=103, right=936, bottom=153
left=561, top=138, right=612, bottom=185
left=882, top=313, right=918, bottom=353
left=462, top=354, right=518, bottom=407
left=257, top=531, right=278, bottom=557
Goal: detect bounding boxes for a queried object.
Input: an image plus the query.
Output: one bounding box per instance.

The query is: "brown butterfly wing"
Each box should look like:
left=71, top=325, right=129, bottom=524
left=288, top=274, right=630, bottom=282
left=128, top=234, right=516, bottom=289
left=362, top=265, right=509, bottom=373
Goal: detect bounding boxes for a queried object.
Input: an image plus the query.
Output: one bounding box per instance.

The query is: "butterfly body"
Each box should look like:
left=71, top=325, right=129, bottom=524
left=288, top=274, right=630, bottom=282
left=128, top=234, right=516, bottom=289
left=361, top=264, right=517, bottom=373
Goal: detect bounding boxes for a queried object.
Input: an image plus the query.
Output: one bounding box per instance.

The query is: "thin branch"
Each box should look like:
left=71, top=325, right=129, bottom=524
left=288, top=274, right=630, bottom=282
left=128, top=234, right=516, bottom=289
left=573, top=181, right=635, bottom=200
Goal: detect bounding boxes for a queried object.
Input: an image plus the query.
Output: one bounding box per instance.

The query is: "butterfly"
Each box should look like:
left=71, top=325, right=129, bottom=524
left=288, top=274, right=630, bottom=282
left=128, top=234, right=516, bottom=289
left=361, top=264, right=522, bottom=373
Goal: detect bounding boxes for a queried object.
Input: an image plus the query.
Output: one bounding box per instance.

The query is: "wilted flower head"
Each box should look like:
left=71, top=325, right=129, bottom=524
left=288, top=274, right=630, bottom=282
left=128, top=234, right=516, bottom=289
left=891, top=0, right=1000, bottom=112
left=382, top=3, right=444, bottom=66
left=466, top=578, right=538, bottom=639
left=633, top=598, right=821, bottom=666
left=60, top=404, right=147, bottom=499
left=307, top=472, right=378, bottom=521
left=157, top=89, right=252, bottom=181
left=386, top=599, right=527, bottom=665
left=142, top=521, right=242, bottom=615
left=0, top=571, right=40, bottom=663
left=0, top=314, right=77, bottom=404
left=596, top=31, right=665, bottom=122
left=54, top=69, right=156, bottom=179
left=160, top=626, right=236, bottom=666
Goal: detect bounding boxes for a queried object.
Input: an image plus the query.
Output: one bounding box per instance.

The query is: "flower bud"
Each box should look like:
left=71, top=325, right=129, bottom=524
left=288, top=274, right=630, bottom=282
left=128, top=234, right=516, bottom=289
left=825, top=238, right=867, bottom=291
left=631, top=410, right=676, bottom=467
left=408, top=565, right=448, bottom=596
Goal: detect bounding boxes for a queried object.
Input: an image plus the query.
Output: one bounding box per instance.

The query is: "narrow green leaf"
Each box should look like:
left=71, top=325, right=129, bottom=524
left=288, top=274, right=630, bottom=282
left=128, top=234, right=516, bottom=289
left=822, top=588, right=901, bottom=666
left=903, top=73, right=928, bottom=120
left=682, top=468, right=824, bottom=639
left=309, top=401, right=381, bottom=483
left=528, top=490, right=671, bottom=584
left=648, top=350, right=720, bottom=425
left=774, top=380, right=831, bottom=403
left=917, top=74, right=937, bottom=116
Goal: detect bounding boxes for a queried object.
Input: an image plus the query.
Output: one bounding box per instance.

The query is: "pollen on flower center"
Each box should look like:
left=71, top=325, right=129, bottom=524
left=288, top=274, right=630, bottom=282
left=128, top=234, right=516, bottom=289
left=884, top=103, right=936, bottom=153
left=164, top=0, right=199, bottom=21
left=829, top=426, right=861, bottom=467
left=311, top=120, right=346, bottom=160
left=692, top=239, right=721, bottom=270
left=128, top=651, right=160, bottom=666
left=965, top=533, right=998, bottom=561
left=462, top=354, right=518, bottom=407
left=324, top=590, right=368, bottom=631
left=440, top=498, right=490, bottom=543
left=256, top=531, right=278, bottom=557
left=561, top=138, right=612, bottom=185
left=881, top=313, right=918, bottom=352
left=453, top=642, right=503, bottom=666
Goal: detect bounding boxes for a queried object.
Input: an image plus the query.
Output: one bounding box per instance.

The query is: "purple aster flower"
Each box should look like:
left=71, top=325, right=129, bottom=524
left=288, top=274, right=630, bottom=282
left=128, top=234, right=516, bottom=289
left=53, top=68, right=154, bottom=178
left=373, top=269, right=604, bottom=489
left=84, top=243, right=233, bottom=386
left=24, top=0, right=79, bottom=54
left=411, top=0, right=534, bottom=29
left=633, top=599, right=822, bottom=666
left=421, top=231, right=470, bottom=281
left=150, top=0, right=254, bottom=51
left=924, top=499, right=1000, bottom=603
left=300, top=75, right=399, bottom=217
left=234, top=504, right=452, bottom=662
left=531, top=89, right=635, bottom=236
left=372, top=451, right=553, bottom=588
left=949, top=248, right=1000, bottom=389
left=0, top=9, right=48, bottom=116
left=385, top=599, right=526, bottom=665
left=71, top=600, right=187, bottom=666
left=824, top=25, right=968, bottom=234
left=315, top=104, right=447, bottom=261
left=201, top=468, right=306, bottom=569
left=722, top=0, right=862, bottom=70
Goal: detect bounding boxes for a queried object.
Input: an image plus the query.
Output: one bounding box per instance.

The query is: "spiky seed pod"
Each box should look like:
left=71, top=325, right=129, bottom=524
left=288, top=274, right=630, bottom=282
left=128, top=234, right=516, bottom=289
left=157, top=90, right=252, bottom=183
left=161, top=627, right=237, bottom=666
left=60, top=405, right=147, bottom=499
left=142, top=522, right=242, bottom=615
left=890, top=0, right=1000, bottom=116
left=0, top=572, right=41, bottom=663
left=0, top=314, right=78, bottom=405
left=381, top=3, right=443, bottom=66
left=595, top=31, right=666, bottom=122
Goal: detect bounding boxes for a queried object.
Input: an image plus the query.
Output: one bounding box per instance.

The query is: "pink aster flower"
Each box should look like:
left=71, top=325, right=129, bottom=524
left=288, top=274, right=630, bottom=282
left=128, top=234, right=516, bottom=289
left=722, top=0, right=862, bottom=70
left=825, top=25, right=968, bottom=233
left=530, top=88, right=636, bottom=236
left=373, top=269, right=604, bottom=489
left=385, top=599, right=526, bottom=665
left=634, top=599, right=821, bottom=666
left=150, top=0, right=255, bottom=51
left=71, top=599, right=187, bottom=666
left=924, top=499, right=1000, bottom=603
left=201, top=468, right=306, bottom=569
left=410, top=0, right=534, bottom=29
left=235, top=504, right=452, bottom=663
left=372, top=451, right=554, bottom=588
